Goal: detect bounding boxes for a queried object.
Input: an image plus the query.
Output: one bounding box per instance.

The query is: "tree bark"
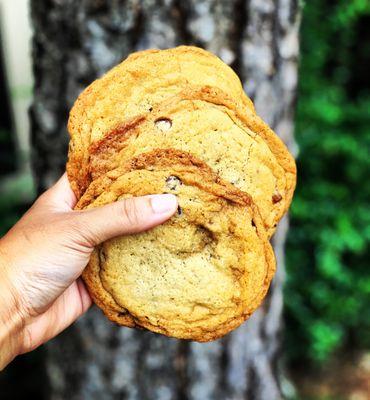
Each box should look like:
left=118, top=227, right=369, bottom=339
left=30, top=1, right=300, bottom=399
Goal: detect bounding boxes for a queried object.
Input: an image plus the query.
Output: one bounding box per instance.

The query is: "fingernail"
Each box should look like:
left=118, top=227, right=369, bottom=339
left=150, top=194, right=178, bottom=214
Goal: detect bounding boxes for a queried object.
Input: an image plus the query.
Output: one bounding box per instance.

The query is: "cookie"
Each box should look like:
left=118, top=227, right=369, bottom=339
left=77, top=150, right=276, bottom=341
left=67, top=46, right=253, bottom=198
left=87, top=86, right=295, bottom=237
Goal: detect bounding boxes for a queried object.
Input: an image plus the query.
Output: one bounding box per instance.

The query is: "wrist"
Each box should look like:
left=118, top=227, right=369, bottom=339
left=0, top=243, right=25, bottom=370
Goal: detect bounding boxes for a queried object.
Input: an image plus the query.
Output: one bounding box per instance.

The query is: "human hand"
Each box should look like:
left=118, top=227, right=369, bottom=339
left=0, top=173, right=178, bottom=370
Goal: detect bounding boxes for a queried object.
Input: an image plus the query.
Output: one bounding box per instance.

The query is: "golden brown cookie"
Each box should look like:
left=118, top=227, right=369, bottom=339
left=67, top=46, right=253, bottom=198
left=86, top=86, right=295, bottom=237
left=77, top=150, right=276, bottom=341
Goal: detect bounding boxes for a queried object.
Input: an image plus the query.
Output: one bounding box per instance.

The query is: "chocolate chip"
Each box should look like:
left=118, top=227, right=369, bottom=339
left=177, top=205, right=182, bottom=216
left=272, top=193, right=283, bottom=203
left=165, top=175, right=182, bottom=190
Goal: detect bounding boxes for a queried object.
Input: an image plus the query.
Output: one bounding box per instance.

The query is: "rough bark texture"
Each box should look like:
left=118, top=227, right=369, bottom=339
left=30, top=1, right=300, bottom=399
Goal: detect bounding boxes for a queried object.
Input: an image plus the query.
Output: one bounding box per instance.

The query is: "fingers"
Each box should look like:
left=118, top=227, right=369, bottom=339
left=20, top=279, right=91, bottom=354
left=38, top=172, right=77, bottom=210
left=73, top=194, right=178, bottom=246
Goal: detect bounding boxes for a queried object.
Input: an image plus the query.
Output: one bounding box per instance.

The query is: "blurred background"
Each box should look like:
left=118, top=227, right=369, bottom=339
left=0, top=1, right=369, bottom=399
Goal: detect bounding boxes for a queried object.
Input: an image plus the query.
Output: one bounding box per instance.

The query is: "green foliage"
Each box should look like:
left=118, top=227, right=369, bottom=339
left=285, top=0, right=370, bottom=364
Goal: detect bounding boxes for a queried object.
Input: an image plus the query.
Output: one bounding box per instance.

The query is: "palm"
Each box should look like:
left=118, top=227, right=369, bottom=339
left=2, top=174, right=93, bottom=352
left=22, top=279, right=91, bottom=352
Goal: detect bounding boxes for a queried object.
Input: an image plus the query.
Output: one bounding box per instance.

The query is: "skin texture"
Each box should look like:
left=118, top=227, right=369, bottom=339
left=77, top=150, right=276, bottom=341
left=0, top=174, right=178, bottom=370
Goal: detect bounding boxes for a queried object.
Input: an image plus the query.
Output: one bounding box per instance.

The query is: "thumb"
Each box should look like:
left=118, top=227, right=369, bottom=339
left=72, top=194, right=178, bottom=246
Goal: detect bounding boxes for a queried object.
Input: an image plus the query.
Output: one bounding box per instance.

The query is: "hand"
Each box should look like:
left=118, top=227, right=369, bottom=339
left=0, top=173, right=178, bottom=370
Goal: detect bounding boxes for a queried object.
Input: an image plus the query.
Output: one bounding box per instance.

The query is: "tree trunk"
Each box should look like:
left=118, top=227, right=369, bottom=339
left=30, top=1, right=300, bottom=399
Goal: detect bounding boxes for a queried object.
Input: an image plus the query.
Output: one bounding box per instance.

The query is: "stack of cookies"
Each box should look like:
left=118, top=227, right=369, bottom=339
left=67, top=46, right=296, bottom=341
